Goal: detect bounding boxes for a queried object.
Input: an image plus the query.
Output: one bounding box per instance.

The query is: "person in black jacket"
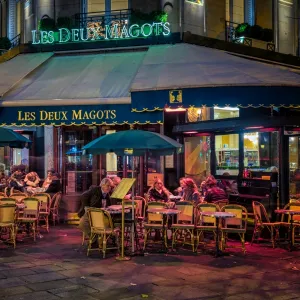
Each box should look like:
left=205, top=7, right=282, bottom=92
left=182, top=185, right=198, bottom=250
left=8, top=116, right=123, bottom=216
left=78, top=177, right=113, bottom=237
left=45, top=176, right=61, bottom=198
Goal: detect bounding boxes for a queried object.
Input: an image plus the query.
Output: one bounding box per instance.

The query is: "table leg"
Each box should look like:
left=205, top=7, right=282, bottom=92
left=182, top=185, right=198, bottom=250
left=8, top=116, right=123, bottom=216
left=289, top=215, right=294, bottom=252
left=215, top=218, right=224, bottom=257
left=158, top=214, right=168, bottom=253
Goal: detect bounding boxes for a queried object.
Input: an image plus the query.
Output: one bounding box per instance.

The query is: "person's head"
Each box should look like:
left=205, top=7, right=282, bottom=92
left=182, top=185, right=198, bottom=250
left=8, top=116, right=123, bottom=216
left=100, top=177, right=113, bottom=194
left=112, top=176, right=121, bottom=187
left=153, top=178, right=164, bottom=190
left=206, top=176, right=217, bottom=188
left=15, top=169, right=22, bottom=175
left=184, top=178, right=198, bottom=192
left=222, top=172, right=230, bottom=177
left=179, top=177, right=186, bottom=188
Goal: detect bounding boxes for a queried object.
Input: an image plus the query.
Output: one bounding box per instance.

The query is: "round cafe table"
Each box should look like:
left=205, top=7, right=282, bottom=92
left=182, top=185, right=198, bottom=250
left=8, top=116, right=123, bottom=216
left=147, top=208, right=181, bottom=252
left=275, top=209, right=300, bottom=251
left=200, top=211, right=236, bottom=257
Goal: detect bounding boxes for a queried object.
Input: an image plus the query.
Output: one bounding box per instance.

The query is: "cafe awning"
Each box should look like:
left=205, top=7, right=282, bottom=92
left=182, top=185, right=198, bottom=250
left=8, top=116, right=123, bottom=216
left=0, top=50, right=163, bottom=126
left=0, top=53, right=53, bottom=97
left=130, top=44, right=300, bottom=111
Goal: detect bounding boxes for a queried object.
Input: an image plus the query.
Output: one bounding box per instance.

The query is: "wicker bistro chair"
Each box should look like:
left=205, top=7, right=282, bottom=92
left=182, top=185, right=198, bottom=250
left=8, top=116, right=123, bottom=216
left=16, top=198, right=40, bottom=241
left=0, top=192, right=6, bottom=197
left=10, top=189, right=27, bottom=197
left=171, top=201, right=195, bottom=251
left=50, top=192, right=62, bottom=225
left=251, top=201, right=281, bottom=248
left=10, top=194, right=26, bottom=204
left=221, top=204, right=248, bottom=253
left=33, top=193, right=51, bottom=232
left=0, top=204, right=17, bottom=248
left=214, top=199, right=229, bottom=210
left=0, top=198, right=16, bottom=205
left=143, top=201, right=167, bottom=250
left=195, top=203, right=220, bottom=251
left=280, top=202, right=300, bottom=246
left=86, top=207, right=119, bottom=258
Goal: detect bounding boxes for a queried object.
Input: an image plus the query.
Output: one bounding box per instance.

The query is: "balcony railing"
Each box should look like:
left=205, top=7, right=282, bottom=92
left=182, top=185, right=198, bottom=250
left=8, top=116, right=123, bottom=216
left=10, top=34, right=21, bottom=48
left=225, top=20, right=275, bottom=52
left=73, top=9, right=132, bottom=29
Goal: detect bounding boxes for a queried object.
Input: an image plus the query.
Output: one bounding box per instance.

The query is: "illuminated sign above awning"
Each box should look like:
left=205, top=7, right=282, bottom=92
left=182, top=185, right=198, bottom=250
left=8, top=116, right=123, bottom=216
left=31, top=22, right=171, bottom=45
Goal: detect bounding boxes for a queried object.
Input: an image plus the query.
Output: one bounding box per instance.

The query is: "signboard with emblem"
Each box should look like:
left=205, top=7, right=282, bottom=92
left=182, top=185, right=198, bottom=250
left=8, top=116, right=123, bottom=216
left=169, top=90, right=182, bottom=104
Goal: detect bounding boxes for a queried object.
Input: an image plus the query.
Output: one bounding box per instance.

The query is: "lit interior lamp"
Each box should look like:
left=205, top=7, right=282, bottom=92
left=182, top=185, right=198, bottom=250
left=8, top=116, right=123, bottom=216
left=197, top=108, right=202, bottom=121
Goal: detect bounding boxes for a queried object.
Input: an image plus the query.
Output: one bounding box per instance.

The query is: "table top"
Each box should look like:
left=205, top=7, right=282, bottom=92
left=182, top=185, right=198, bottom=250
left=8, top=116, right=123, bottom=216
left=107, top=205, right=132, bottom=210
left=200, top=211, right=236, bottom=218
left=237, top=194, right=269, bottom=200
left=148, top=208, right=181, bottom=215
left=169, top=195, right=182, bottom=200
left=275, top=209, right=300, bottom=215
left=105, top=209, right=130, bottom=215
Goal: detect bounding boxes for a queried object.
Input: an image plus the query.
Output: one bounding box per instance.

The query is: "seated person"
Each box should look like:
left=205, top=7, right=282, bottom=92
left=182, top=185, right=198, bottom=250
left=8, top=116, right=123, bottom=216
left=148, top=179, right=170, bottom=202
left=174, top=177, right=186, bottom=197
left=182, top=178, right=202, bottom=205
left=9, top=169, right=25, bottom=192
left=42, top=170, right=54, bottom=190
left=78, top=177, right=113, bottom=238
left=204, top=177, right=228, bottom=203
left=45, top=175, right=61, bottom=197
left=24, top=172, right=40, bottom=192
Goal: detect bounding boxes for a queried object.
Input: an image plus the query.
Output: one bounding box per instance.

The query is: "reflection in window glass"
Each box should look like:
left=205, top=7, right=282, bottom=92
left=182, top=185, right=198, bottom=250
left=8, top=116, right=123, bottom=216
left=214, top=107, right=239, bottom=120
left=288, top=136, right=299, bottom=197
left=215, top=134, right=239, bottom=175
left=244, top=131, right=278, bottom=170
left=184, top=136, right=210, bottom=185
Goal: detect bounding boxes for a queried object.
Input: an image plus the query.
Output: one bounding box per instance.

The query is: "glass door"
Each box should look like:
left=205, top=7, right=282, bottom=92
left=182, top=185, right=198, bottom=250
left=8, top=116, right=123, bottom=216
left=289, top=136, right=300, bottom=198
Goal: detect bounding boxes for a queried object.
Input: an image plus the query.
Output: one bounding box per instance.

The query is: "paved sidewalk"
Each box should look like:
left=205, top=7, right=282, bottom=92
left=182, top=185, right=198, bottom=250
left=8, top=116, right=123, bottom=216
left=0, top=225, right=300, bottom=300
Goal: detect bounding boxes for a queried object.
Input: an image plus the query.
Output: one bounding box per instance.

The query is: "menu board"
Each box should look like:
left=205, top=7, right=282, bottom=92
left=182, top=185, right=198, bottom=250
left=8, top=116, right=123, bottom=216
left=111, top=178, right=136, bottom=200
left=147, top=173, right=163, bottom=186
left=66, top=171, right=76, bottom=194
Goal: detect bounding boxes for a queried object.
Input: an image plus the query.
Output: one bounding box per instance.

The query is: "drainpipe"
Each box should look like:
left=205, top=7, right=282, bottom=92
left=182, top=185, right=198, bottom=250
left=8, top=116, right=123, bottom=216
left=179, top=0, right=183, bottom=41
left=273, top=0, right=279, bottom=52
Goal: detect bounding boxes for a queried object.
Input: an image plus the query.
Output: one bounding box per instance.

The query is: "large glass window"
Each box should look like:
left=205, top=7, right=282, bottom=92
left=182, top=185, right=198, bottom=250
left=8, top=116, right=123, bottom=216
left=64, top=129, right=93, bottom=194
left=214, top=107, right=239, bottom=120
left=244, top=131, right=279, bottom=171
left=187, top=107, right=239, bottom=122
left=215, top=134, right=239, bottom=175
left=184, top=136, right=211, bottom=185
left=289, top=136, right=300, bottom=197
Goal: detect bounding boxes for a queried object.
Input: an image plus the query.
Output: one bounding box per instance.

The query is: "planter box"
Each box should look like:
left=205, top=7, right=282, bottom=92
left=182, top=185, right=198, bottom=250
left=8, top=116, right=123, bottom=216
left=235, top=37, right=275, bottom=52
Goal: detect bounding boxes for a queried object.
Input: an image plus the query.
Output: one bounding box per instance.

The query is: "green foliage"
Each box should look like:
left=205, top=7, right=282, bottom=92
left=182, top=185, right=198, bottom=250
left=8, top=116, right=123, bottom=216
left=39, top=16, right=56, bottom=31
left=235, top=23, right=273, bottom=42
left=0, top=37, right=12, bottom=50
left=56, top=17, right=73, bottom=29
left=131, top=10, right=168, bottom=25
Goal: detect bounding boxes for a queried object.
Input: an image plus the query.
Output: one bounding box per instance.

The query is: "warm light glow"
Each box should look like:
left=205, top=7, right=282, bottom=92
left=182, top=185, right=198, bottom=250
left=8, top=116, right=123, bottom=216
left=214, top=107, right=239, bottom=111
left=165, top=108, right=187, bottom=112
left=184, top=131, right=198, bottom=134
left=245, top=126, right=264, bottom=130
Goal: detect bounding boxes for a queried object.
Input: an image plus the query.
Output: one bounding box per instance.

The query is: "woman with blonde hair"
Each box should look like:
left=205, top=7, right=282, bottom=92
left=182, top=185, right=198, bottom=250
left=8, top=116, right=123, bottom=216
left=182, top=178, right=201, bottom=204
left=148, top=178, right=170, bottom=202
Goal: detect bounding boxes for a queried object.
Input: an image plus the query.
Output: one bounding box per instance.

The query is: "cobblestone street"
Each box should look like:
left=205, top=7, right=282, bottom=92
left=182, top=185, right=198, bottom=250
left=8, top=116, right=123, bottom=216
left=0, top=225, right=300, bottom=300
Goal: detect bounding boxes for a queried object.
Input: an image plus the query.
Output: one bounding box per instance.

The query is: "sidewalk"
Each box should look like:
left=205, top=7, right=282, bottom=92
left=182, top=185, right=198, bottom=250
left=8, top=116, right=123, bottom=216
left=0, top=225, right=300, bottom=300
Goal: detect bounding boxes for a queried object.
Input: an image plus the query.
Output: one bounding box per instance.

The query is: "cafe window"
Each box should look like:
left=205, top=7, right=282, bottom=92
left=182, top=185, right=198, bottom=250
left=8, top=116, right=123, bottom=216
left=215, top=134, right=239, bottom=175
left=184, top=136, right=211, bottom=185
left=244, top=131, right=279, bottom=171
left=214, top=107, right=239, bottom=120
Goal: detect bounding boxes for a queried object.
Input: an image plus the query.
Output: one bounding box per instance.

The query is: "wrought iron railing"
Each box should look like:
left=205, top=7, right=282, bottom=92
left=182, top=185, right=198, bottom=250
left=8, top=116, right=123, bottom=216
left=73, top=9, right=132, bottom=29
left=10, top=33, right=21, bottom=48
left=225, top=20, right=275, bottom=52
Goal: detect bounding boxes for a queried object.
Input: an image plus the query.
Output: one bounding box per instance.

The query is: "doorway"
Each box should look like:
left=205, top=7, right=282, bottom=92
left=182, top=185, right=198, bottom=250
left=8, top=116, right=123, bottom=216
left=288, top=135, right=300, bottom=198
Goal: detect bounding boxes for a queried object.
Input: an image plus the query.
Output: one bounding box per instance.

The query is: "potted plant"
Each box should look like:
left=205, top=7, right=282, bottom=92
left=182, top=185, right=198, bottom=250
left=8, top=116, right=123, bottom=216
left=0, top=37, right=12, bottom=50
left=56, top=17, right=73, bottom=29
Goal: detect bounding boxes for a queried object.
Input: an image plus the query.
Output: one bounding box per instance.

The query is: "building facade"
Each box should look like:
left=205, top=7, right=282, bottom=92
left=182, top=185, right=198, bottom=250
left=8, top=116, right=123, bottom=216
left=1, top=0, right=299, bottom=56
